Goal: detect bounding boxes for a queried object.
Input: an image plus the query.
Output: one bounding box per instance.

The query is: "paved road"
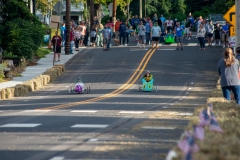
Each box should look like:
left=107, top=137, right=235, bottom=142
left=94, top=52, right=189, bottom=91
left=0, top=36, right=223, bottom=160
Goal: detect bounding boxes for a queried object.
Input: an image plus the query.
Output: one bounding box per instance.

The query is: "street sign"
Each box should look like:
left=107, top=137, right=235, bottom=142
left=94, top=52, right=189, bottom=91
left=230, top=26, right=235, bottom=36
left=223, top=4, right=235, bottom=26
left=53, top=1, right=65, bottom=15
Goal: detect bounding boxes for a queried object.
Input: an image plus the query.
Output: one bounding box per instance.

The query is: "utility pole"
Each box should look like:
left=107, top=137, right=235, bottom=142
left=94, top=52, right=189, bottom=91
left=144, top=0, right=146, bottom=17
left=90, top=0, right=94, bottom=28
left=32, top=0, right=36, bottom=15
left=65, top=0, right=70, bottom=55
left=139, top=0, right=142, bottom=18
left=112, top=0, right=117, bottom=32
left=236, top=0, right=240, bottom=47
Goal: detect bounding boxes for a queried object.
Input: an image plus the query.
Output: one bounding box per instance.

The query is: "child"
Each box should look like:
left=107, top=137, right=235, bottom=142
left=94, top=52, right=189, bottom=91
left=142, top=71, right=153, bottom=82
left=75, top=77, right=84, bottom=92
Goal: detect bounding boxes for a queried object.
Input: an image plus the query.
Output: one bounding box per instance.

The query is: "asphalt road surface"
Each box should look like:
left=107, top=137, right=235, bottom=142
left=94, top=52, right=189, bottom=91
left=0, top=36, right=223, bottom=160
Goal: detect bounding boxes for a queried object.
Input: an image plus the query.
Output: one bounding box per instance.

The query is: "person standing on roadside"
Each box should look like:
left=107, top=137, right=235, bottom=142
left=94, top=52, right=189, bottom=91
left=102, top=25, right=110, bottom=51
left=74, top=26, right=81, bottom=51
left=79, top=21, right=86, bottom=47
left=152, top=13, right=158, bottom=23
left=70, top=27, right=74, bottom=54
left=60, top=22, right=66, bottom=47
left=218, top=48, right=240, bottom=105
left=138, top=21, right=146, bottom=48
left=145, top=20, right=151, bottom=45
left=119, top=20, right=126, bottom=45
left=125, top=20, right=131, bottom=46
left=165, top=17, right=173, bottom=33
left=84, top=20, right=90, bottom=47
left=115, top=19, right=121, bottom=39
left=206, top=20, right=214, bottom=46
left=151, top=21, right=161, bottom=48
left=131, top=15, right=140, bottom=37
left=222, top=22, right=230, bottom=48
left=51, top=31, right=62, bottom=62
left=175, top=22, right=184, bottom=51
left=185, top=17, right=191, bottom=40
left=196, top=23, right=206, bottom=50
left=107, top=25, right=112, bottom=50
left=213, top=23, right=221, bottom=47
left=160, top=15, right=166, bottom=32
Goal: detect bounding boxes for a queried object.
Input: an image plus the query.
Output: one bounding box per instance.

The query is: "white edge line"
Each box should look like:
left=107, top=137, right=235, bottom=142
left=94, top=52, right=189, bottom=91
left=71, top=124, right=109, bottom=128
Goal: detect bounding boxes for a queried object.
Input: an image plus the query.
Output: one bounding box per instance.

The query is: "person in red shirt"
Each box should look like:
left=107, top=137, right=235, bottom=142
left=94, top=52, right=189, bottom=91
left=51, top=31, right=62, bottom=62
left=115, top=19, right=121, bottom=39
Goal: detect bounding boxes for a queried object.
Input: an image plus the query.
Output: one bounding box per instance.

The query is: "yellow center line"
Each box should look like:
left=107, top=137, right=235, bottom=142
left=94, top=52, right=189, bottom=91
left=40, top=48, right=157, bottom=110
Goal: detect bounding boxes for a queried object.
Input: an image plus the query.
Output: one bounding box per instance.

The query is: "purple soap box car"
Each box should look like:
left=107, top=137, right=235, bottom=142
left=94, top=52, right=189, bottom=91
left=69, top=77, right=90, bottom=94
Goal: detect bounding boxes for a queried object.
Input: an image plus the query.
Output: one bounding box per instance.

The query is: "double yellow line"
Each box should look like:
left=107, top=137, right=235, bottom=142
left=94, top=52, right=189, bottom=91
left=41, top=47, right=157, bottom=110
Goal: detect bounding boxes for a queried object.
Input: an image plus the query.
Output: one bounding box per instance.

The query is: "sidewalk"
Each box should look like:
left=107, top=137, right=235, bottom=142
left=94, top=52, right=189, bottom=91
left=0, top=48, right=84, bottom=90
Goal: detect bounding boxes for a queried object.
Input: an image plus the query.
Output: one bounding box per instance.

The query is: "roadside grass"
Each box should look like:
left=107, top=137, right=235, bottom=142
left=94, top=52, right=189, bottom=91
left=35, top=47, right=51, bottom=58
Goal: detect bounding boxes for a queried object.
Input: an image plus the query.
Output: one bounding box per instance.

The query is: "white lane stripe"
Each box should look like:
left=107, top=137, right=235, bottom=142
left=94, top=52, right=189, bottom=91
left=71, top=110, right=98, bottom=113
left=88, top=138, right=98, bottom=142
left=157, top=49, right=175, bottom=50
left=175, top=113, right=193, bottom=116
left=49, top=157, right=65, bottom=160
left=0, top=123, right=42, bottom=128
left=119, top=111, right=144, bottom=114
left=71, top=124, right=109, bottom=128
left=187, top=43, right=198, bottom=46
left=142, top=126, right=176, bottom=130
left=22, top=110, right=51, bottom=112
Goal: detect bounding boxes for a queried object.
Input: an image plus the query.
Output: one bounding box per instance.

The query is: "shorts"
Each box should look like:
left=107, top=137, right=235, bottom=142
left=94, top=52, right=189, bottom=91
left=91, top=37, right=96, bottom=43
left=138, top=35, right=145, bottom=41
left=221, top=34, right=229, bottom=42
left=215, top=34, right=220, bottom=40
left=53, top=46, right=61, bottom=53
left=207, top=33, right=213, bottom=38
left=152, top=37, right=159, bottom=42
left=80, top=35, right=85, bottom=40
left=167, top=26, right=172, bottom=32
left=103, top=38, right=108, bottom=44
left=176, top=36, right=183, bottom=43
left=185, top=27, right=190, bottom=34
left=133, top=25, right=137, bottom=30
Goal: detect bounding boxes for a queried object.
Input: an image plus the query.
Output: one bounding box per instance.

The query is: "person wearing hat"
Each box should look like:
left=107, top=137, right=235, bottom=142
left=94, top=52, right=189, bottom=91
left=142, top=71, right=153, bottom=82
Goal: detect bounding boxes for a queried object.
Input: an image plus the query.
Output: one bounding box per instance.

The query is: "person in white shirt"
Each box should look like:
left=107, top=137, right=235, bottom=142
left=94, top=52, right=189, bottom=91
left=151, top=22, right=161, bottom=48
left=165, top=17, right=173, bottom=33
left=75, top=78, right=84, bottom=92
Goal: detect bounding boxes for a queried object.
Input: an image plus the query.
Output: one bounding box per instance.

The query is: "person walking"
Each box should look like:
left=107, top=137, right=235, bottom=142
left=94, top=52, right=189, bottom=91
left=151, top=21, right=161, bottom=48
left=175, top=22, right=184, bottom=51
left=206, top=20, right=214, bottom=46
left=51, top=31, right=62, bottom=62
left=217, top=48, right=240, bottom=104
left=138, top=21, right=146, bottom=48
left=196, top=23, right=206, bottom=50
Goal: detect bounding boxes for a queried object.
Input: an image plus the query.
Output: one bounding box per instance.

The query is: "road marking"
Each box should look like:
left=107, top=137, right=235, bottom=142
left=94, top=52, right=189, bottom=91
left=39, top=48, right=157, bottom=110
left=130, top=48, right=149, bottom=51
left=157, top=49, right=175, bottom=50
left=170, top=43, right=177, bottom=46
left=71, top=124, right=109, bottom=128
left=187, top=43, right=198, bottom=46
left=163, top=106, right=168, bottom=108
left=119, top=111, right=144, bottom=114
left=0, top=123, right=42, bottom=128
left=23, top=110, right=51, bottom=112
left=71, top=110, right=98, bottom=113
left=88, top=138, right=98, bottom=142
left=49, top=157, right=65, bottom=160
left=175, top=113, right=193, bottom=116
left=142, top=126, right=176, bottom=130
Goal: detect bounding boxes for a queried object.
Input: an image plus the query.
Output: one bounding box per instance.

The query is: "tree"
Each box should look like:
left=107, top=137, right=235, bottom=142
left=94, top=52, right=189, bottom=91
left=0, top=0, right=45, bottom=59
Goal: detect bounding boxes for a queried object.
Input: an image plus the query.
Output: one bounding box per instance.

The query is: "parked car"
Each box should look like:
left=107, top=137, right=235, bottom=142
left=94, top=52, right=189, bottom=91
left=208, top=14, right=226, bottom=26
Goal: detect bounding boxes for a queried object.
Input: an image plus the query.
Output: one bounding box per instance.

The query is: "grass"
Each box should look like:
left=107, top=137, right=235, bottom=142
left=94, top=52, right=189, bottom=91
left=35, top=47, right=51, bottom=58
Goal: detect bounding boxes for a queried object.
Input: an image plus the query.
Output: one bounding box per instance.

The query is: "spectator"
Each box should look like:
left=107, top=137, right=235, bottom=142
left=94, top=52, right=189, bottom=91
left=107, top=25, right=112, bottom=50
left=90, top=24, right=97, bottom=47
left=119, top=20, right=126, bottom=45
left=196, top=23, right=206, bottom=50
left=115, top=19, right=121, bottom=39
left=79, top=21, right=86, bottom=47
left=51, top=31, right=62, bottom=62
left=131, top=15, right=140, bottom=37
left=96, top=23, right=103, bottom=47
left=70, top=27, right=74, bottom=54
left=217, top=48, right=240, bottom=104
left=60, top=22, right=65, bottom=47
left=185, top=17, right=191, bottom=40
left=145, top=20, right=151, bottom=45
left=106, top=20, right=114, bottom=30
left=74, top=26, right=81, bottom=51
left=197, top=16, right=203, bottom=29
left=165, top=17, right=173, bottom=33
left=175, top=22, right=184, bottom=51
left=151, top=21, right=161, bottom=48
left=152, top=13, right=158, bottom=23
left=213, top=23, right=221, bottom=47
left=222, top=22, right=230, bottom=48
left=102, top=25, right=110, bottom=51
left=206, top=20, right=214, bottom=46
left=160, top=14, right=166, bottom=32
left=235, top=47, right=240, bottom=61
left=93, top=16, right=99, bottom=25
left=125, top=20, right=130, bottom=46
left=138, top=21, right=146, bottom=48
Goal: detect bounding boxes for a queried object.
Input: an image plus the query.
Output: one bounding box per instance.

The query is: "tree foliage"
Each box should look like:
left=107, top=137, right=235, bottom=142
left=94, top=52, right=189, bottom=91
left=0, top=0, right=45, bottom=59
